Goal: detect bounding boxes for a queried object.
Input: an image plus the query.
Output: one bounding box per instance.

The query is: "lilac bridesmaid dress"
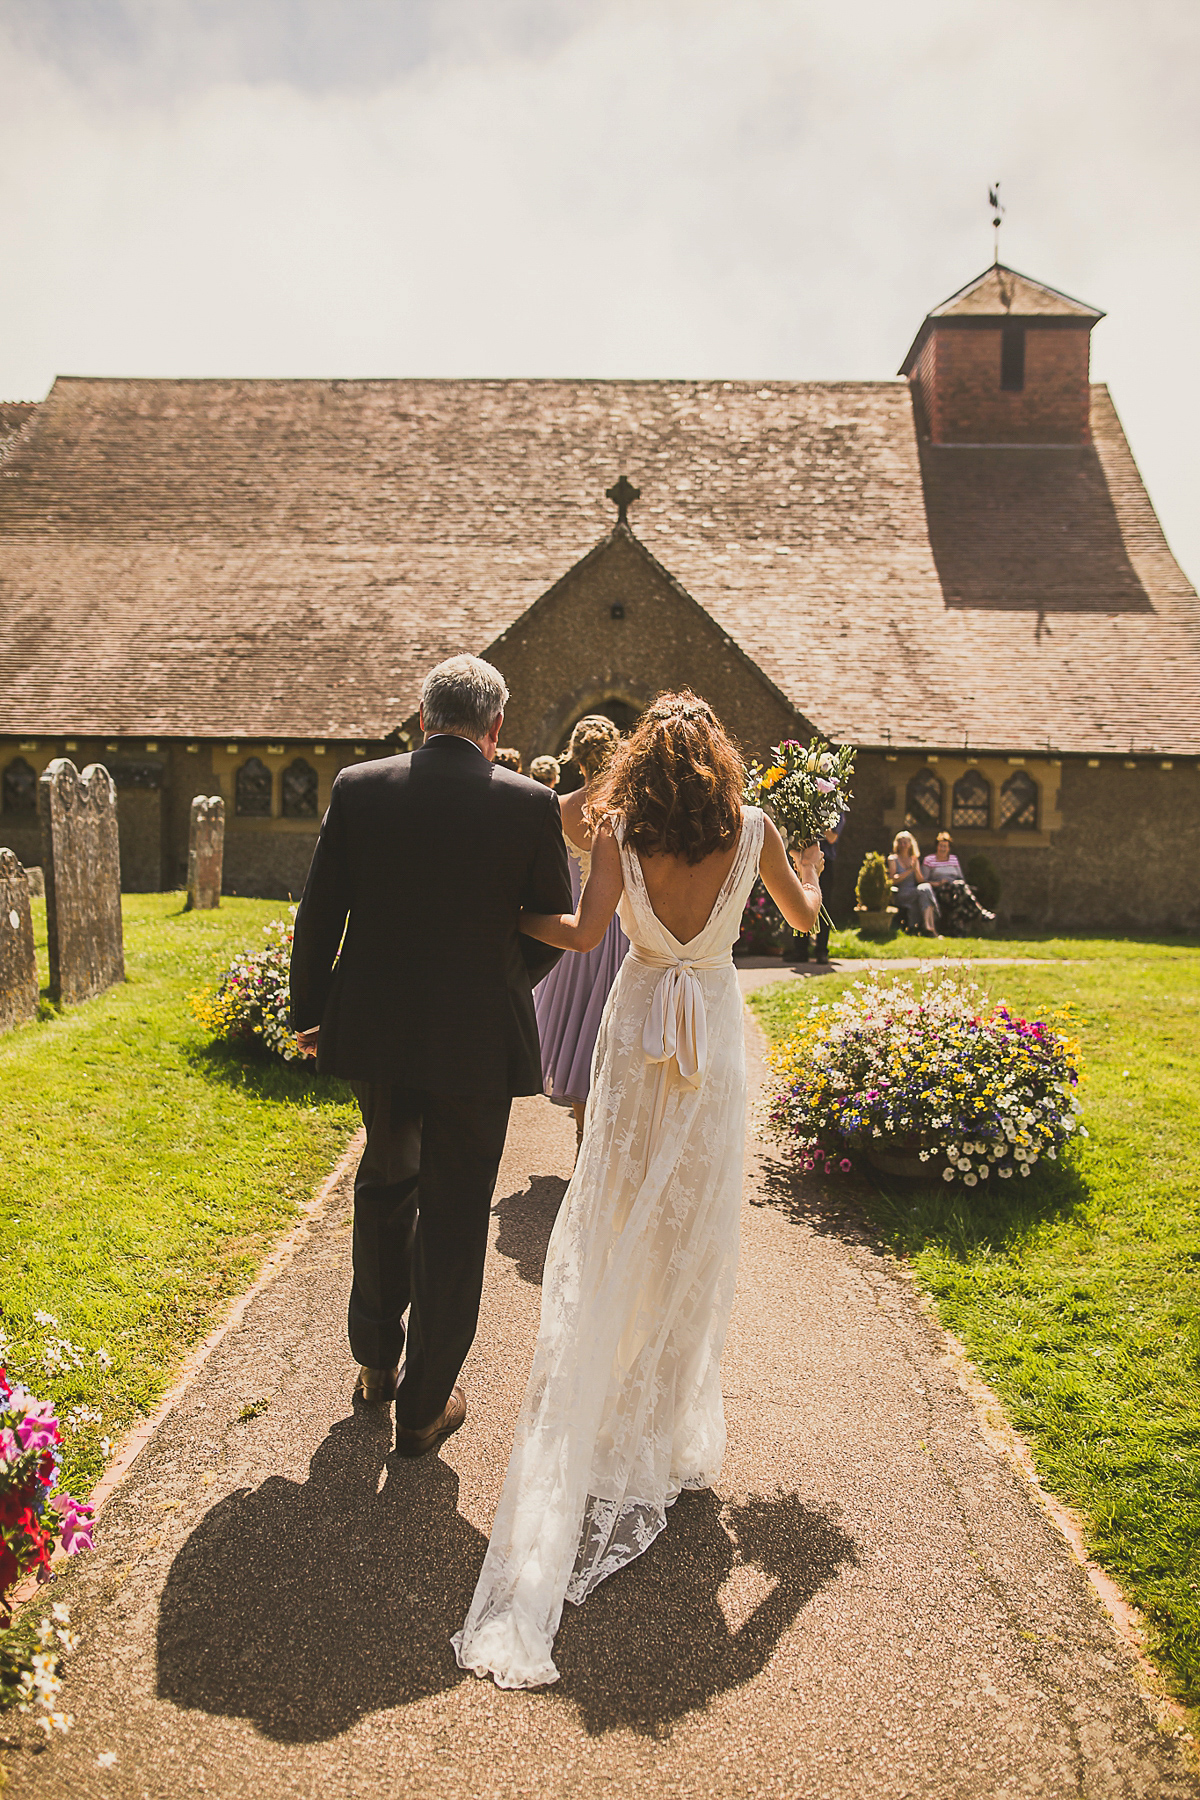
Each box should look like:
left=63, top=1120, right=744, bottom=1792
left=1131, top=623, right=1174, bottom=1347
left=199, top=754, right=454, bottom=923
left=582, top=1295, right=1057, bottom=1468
left=534, top=841, right=629, bottom=1105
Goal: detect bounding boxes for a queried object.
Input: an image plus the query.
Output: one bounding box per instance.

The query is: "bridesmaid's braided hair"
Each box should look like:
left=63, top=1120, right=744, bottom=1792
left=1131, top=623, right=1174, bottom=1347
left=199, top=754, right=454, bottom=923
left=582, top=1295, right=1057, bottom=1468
left=587, top=691, right=744, bottom=865
left=565, top=713, right=621, bottom=780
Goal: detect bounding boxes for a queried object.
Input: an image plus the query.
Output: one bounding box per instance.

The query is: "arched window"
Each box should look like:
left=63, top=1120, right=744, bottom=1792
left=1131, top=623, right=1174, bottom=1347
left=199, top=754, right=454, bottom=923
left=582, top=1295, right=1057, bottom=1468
left=281, top=758, right=318, bottom=819
left=2, top=756, right=37, bottom=813
left=905, top=768, right=942, bottom=834
left=235, top=756, right=273, bottom=818
left=998, top=769, right=1038, bottom=831
left=951, top=769, right=991, bottom=830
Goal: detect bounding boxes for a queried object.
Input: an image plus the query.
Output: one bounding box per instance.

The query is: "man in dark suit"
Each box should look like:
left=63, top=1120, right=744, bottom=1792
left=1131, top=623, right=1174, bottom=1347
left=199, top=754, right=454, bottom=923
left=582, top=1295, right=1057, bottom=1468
left=290, top=656, right=571, bottom=1458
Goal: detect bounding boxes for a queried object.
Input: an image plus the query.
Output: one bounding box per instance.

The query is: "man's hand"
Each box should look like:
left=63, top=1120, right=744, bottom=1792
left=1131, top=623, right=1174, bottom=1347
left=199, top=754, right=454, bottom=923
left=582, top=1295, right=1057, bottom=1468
left=296, top=1027, right=320, bottom=1058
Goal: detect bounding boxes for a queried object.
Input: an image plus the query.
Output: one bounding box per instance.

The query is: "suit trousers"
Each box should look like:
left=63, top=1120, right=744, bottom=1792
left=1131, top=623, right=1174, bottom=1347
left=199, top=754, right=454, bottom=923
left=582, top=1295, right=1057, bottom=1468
left=349, top=1083, right=511, bottom=1431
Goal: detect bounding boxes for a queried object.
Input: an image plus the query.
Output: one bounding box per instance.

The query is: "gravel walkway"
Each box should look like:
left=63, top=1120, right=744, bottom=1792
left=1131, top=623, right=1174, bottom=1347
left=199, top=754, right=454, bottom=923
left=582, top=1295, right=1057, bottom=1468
left=3, top=984, right=1194, bottom=1799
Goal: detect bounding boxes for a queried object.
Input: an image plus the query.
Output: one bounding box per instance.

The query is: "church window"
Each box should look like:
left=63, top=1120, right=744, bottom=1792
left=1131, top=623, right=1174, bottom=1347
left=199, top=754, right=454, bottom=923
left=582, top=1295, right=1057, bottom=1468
left=282, top=758, right=319, bottom=819
left=998, top=769, right=1038, bottom=831
left=2, top=756, right=37, bottom=813
left=951, top=769, right=991, bottom=830
left=1001, top=322, right=1025, bottom=392
left=905, top=769, right=942, bottom=834
left=236, top=756, right=273, bottom=817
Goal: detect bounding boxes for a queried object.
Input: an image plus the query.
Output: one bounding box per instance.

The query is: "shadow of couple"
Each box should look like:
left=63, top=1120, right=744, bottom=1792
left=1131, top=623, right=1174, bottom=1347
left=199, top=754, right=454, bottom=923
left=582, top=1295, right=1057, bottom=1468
left=156, top=1408, right=856, bottom=1742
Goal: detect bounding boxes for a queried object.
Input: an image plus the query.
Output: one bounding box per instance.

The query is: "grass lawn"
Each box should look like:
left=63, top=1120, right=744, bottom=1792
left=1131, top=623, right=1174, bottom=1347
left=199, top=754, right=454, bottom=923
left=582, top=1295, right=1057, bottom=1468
left=749, top=940, right=1200, bottom=1708
left=823, top=924, right=1198, bottom=962
left=0, top=894, right=359, bottom=1497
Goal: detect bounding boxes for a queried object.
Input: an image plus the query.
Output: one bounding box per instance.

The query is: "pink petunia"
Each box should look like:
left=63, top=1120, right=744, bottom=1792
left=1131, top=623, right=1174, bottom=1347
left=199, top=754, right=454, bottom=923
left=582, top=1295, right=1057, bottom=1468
left=51, top=1493, right=95, bottom=1554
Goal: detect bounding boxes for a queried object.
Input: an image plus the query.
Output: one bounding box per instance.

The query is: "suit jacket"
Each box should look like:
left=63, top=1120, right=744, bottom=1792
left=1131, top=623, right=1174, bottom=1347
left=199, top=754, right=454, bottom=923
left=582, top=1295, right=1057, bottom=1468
left=289, top=735, right=572, bottom=1095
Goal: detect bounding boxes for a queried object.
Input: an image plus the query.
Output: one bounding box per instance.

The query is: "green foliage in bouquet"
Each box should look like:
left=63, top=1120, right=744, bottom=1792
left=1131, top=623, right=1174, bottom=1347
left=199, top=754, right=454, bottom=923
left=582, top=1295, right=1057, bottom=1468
left=188, top=911, right=300, bottom=1062
left=855, top=852, right=891, bottom=912
left=744, top=737, right=856, bottom=848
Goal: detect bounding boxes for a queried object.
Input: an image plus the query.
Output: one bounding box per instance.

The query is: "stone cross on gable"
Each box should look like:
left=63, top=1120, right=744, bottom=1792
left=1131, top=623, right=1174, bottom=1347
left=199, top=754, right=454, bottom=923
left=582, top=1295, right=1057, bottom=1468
left=606, top=474, right=641, bottom=526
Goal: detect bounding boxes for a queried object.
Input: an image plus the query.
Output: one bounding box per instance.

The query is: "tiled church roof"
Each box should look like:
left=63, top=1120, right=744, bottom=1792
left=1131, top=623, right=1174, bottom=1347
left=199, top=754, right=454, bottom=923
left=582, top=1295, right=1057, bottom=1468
left=0, top=373, right=1197, bottom=754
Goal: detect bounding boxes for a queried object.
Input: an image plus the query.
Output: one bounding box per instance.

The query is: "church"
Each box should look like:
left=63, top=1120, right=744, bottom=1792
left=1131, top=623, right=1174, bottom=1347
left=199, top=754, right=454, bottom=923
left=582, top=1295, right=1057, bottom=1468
left=1, top=262, right=1198, bottom=931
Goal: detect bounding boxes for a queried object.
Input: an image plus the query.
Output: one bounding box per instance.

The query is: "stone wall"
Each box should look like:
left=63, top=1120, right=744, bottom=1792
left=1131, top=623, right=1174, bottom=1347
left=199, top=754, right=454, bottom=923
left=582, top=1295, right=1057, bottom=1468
left=837, top=752, right=1200, bottom=933
left=222, top=827, right=320, bottom=900
left=0, top=737, right=363, bottom=900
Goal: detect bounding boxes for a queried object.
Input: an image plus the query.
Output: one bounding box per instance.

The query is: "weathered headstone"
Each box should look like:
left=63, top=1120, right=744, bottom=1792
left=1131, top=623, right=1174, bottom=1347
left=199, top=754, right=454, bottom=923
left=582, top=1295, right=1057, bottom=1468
left=23, top=865, right=45, bottom=899
left=185, top=795, right=225, bottom=910
left=0, top=849, right=38, bottom=1033
left=38, top=759, right=125, bottom=1006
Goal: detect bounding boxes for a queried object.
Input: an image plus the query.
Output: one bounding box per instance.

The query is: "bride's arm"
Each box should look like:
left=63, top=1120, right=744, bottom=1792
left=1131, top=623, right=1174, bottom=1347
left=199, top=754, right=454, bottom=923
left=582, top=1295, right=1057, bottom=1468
left=520, top=822, right=623, bottom=951
left=759, top=816, right=824, bottom=932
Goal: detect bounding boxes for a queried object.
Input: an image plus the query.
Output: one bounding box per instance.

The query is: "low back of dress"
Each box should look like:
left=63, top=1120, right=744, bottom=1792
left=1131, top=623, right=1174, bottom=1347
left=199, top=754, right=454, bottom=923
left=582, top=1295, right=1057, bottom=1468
left=617, top=805, right=763, bottom=964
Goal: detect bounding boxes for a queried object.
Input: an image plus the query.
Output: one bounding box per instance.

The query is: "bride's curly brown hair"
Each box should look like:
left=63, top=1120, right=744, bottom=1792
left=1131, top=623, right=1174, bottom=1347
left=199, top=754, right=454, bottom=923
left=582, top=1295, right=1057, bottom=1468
left=586, top=691, right=745, bottom=864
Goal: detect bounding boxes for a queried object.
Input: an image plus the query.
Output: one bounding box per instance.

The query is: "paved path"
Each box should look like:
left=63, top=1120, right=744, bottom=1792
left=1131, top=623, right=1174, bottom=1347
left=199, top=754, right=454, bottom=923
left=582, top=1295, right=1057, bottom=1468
left=4, top=988, right=1195, bottom=1799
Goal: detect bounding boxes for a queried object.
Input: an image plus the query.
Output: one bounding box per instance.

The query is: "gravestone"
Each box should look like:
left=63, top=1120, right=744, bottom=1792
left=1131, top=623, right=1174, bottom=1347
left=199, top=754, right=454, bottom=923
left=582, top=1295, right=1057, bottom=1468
left=24, top=865, right=45, bottom=899
left=0, top=849, right=38, bottom=1033
left=38, top=759, right=125, bottom=1006
left=186, top=796, right=225, bottom=910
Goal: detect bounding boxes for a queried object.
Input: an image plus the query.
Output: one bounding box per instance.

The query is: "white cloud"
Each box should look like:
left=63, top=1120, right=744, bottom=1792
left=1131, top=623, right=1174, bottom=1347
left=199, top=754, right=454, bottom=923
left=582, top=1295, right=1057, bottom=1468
left=0, top=0, right=1196, bottom=581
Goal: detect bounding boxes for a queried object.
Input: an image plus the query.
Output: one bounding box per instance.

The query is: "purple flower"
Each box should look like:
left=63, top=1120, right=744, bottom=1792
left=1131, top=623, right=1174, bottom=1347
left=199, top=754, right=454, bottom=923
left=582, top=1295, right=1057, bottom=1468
left=815, top=777, right=836, bottom=794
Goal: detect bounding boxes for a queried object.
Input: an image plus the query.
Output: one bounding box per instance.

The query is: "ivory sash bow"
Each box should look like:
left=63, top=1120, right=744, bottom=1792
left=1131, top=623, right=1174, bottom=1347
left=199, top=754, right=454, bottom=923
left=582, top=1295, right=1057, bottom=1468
left=631, top=946, right=732, bottom=1088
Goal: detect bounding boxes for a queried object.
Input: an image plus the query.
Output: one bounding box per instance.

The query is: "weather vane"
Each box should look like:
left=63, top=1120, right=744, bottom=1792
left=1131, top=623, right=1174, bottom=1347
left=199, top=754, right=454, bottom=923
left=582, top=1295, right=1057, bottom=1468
left=988, top=181, right=1005, bottom=264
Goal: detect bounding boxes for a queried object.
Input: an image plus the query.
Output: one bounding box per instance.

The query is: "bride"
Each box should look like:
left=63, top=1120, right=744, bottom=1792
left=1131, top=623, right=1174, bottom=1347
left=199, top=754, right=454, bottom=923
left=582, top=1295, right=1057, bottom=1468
left=453, top=692, right=824, bottom=1689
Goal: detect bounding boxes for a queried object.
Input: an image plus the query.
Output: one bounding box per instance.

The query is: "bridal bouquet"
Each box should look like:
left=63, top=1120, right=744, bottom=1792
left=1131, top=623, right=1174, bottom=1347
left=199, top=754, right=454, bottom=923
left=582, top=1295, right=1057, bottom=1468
left=743, top=737, right=855, bottom=848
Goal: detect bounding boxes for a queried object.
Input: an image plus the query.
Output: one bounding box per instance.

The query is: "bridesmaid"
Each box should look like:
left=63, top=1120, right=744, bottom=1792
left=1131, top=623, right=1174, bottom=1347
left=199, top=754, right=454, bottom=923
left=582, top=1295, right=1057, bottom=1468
left=534, top=715, right=628, bottom=1149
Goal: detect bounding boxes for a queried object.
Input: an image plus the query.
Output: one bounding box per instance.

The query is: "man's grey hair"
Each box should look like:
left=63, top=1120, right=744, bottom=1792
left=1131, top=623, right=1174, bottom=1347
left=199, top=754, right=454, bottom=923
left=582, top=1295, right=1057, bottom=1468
left=420, top=655, right=510, bottom=739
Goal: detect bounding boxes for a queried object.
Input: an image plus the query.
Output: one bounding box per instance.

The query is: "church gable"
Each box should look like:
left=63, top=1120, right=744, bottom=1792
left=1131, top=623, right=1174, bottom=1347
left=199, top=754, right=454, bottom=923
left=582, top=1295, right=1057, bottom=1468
left=481, top=525, right=802, bottom=766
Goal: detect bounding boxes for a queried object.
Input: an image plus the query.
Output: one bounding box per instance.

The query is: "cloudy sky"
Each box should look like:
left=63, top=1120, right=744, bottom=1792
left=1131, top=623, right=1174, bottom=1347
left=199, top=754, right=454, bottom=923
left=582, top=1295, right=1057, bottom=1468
left=1, top=0, right=1196, bottom=582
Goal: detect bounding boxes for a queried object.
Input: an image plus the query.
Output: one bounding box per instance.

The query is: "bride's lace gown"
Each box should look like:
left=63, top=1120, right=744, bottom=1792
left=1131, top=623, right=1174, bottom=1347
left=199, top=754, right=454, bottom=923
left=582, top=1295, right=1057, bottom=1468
left=453, top=805, right=766, bottom=1689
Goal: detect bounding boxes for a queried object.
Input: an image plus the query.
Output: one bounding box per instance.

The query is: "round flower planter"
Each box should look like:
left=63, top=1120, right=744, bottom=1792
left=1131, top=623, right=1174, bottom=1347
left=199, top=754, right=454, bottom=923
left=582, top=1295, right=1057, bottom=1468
left=863, top=1139, right=943, bottom=1179
left=854, top=904, right=898, bottom=939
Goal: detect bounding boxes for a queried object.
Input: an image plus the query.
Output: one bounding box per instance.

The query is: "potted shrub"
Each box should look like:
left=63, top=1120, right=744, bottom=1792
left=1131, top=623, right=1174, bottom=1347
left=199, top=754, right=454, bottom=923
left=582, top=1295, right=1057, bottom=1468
left=853, top=852, right=897, bottom=937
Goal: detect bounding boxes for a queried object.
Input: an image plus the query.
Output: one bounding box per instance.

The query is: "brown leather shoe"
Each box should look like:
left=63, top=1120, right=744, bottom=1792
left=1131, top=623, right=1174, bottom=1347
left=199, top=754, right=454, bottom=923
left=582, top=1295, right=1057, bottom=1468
left=393, top=1385, right=466, bottom=1459
left=353, top=1364, right=399, bottom=1404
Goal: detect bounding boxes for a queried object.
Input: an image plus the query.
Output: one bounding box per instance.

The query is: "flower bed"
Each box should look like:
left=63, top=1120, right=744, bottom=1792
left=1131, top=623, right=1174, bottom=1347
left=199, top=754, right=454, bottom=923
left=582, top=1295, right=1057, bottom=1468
left=189, top=910, right=299, bottom=1062
left=765, top=972, right=1085, bottom=1184
left=1, top=1365, right=93, bottom=1733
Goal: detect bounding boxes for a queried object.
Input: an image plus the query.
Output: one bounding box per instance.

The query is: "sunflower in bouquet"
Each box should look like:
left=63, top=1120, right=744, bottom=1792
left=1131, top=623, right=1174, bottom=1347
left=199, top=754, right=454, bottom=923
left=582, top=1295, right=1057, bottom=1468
left=744, top=737, right=855, bottom=849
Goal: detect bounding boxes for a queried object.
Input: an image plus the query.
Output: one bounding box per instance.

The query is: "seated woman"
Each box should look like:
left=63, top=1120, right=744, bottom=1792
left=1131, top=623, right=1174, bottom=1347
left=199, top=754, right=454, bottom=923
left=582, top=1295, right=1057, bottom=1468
left=921, top=832, right=996, bottom=936
left=887, top=831, right=939, bottom=935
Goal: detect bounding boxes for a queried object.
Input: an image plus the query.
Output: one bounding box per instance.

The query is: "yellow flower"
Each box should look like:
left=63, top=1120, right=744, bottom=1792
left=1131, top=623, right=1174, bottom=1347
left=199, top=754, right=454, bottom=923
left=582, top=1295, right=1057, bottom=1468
left=761, top=766, right=786, bottom=789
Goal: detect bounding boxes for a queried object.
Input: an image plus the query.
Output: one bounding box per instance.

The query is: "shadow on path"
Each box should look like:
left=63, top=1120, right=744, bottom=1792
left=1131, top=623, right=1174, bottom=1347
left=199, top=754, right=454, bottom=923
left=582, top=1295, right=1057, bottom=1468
left=158, top=1416, right=854, bottom=1743
left=492, top=1174, right=567, bottom=1285
left=553, top=1489, right=857, bottom=1737
left=157, top=1411, right=486, bottom=1742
